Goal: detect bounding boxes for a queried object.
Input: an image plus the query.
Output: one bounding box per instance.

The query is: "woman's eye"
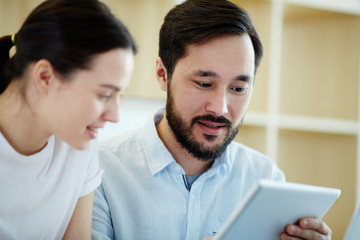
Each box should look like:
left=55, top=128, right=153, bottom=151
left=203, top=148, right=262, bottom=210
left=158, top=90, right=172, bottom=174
left=98, top=93, right=112, bottom=102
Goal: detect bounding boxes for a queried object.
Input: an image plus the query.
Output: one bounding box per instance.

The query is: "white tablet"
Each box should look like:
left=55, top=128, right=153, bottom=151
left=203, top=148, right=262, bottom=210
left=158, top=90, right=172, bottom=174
left=344, top=200, right=360, bottom=240
left=214, top=179, right=341, bottom=240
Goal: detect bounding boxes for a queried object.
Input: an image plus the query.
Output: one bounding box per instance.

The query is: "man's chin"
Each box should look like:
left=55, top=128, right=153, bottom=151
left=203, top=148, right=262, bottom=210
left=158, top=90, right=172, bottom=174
left=203, top=134, right=219, bottom=142
left=190, top=147, right=223, bottom=162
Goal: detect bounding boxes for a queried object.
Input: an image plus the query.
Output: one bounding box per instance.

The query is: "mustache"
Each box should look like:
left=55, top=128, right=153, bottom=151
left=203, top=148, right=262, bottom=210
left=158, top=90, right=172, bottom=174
left=191, top=114, right=232, bottom=128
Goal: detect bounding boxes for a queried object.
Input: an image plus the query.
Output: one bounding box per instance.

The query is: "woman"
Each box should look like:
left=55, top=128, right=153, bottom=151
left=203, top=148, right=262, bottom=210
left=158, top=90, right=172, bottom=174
left=0, top=0, right=136, bottom=239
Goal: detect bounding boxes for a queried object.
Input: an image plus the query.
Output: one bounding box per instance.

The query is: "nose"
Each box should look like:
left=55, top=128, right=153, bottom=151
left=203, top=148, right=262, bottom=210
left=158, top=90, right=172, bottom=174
left=102, top=99, right=120, bottom=123
left=205, top=89, right=229, bottom=116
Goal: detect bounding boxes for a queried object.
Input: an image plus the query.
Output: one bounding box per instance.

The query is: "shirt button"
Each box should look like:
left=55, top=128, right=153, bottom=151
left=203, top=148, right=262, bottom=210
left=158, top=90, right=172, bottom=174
left=174, top=166, right=181, bottom=172
left=191, top=193, right=196, bottom=200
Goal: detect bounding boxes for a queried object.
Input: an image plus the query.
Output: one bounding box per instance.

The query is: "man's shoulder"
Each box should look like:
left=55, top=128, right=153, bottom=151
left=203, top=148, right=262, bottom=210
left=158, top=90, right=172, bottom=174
left=226, top=141, right=280, bottom=171
left=226, top=141, right=285, bottom=181
left=227, top=141, right=270, bottom=161
left=97, top=129, right=143, bottom=164
left=100, top=128, right=141, bottom=148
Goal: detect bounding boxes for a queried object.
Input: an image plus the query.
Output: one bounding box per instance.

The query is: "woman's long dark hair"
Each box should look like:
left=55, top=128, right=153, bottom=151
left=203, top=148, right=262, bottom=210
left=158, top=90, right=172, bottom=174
left=0, top=0, right=137, bottom=94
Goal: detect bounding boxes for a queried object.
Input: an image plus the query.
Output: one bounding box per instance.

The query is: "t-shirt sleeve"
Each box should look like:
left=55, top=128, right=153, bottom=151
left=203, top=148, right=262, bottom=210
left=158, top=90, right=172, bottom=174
left=80, top=139, right=104, bottom=197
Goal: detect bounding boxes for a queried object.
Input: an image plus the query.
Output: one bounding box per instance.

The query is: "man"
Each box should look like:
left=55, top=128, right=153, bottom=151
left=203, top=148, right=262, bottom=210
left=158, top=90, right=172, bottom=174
left=92, top=0, right=332, bottom=239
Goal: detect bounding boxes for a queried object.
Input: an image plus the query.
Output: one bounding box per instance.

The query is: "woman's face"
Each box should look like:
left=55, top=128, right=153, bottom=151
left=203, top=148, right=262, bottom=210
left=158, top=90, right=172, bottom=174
left=44, top=48, right=134, bottom=150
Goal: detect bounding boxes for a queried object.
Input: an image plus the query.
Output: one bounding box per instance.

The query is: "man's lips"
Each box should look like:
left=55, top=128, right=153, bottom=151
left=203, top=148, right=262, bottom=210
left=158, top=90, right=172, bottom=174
left=198, top=120, right=226, bottom=128
left=197, top=120, right=226, bottom=135
left=190, top=114, right=231, bottom=136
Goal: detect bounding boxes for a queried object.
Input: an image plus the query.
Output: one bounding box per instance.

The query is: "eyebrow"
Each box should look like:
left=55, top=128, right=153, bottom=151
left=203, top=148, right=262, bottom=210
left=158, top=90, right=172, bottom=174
left=234, top=75, right=253, bottom=82
left=99, top=84, right=121, bottom=91
left=192, top=70, right=253, bottom=82
left=193, top=70, right=220, bottom=78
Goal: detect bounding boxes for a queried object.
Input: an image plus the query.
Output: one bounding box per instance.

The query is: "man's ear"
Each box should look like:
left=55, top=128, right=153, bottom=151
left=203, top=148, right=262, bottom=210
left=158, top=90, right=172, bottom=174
left=32, top=59, right=56, bottom=95
left=155, top=57, right=168, bottom=92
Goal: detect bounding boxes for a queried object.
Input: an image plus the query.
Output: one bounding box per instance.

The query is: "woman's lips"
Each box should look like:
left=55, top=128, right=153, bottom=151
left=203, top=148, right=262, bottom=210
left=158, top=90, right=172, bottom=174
left=86, top=126, right=101, bottom=139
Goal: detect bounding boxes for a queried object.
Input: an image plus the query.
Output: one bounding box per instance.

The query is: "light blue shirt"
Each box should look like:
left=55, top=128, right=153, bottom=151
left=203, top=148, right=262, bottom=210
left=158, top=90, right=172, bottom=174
left=92, top=109, right=285, bottom=240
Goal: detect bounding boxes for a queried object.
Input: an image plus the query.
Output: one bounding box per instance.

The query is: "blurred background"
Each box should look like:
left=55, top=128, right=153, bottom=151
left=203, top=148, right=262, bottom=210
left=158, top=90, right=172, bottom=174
left=1, top=0, right=359, bottom=239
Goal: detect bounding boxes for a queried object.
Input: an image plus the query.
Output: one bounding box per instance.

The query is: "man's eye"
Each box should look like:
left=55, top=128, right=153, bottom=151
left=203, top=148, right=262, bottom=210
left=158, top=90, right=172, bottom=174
left=232, top=86, right=248, bottom=94
left=196, top=82, right=212, bottom=88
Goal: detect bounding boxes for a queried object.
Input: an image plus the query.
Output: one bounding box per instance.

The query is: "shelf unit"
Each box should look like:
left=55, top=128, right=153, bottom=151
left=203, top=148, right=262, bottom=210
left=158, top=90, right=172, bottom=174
left=1, top=0, right=359, bottom=239
left=232, top=1, right=360, bottom=239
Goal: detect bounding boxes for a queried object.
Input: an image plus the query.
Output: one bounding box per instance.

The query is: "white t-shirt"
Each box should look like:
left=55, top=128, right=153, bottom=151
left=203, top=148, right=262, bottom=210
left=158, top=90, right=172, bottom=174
left=0, top=133, right=103, bottom=240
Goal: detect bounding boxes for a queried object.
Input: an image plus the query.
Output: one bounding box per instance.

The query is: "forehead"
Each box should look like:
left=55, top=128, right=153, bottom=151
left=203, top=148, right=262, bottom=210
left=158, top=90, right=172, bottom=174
left=174, top=34, right=255, bottom=80
left=90, top=49, right=134, bottom=76
left=57, top=48, right=134, bottom=94
left=82, top=49, right=133, bottom=86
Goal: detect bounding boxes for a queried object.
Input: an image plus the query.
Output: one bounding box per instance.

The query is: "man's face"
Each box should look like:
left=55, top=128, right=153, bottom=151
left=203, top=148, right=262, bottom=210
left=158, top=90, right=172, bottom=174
left=164, top=34, right=255, bottom=161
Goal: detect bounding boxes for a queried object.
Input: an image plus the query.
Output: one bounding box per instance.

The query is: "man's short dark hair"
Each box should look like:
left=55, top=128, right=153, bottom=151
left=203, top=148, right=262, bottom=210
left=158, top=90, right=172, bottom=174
left=159, top=0, right=263, bottom=80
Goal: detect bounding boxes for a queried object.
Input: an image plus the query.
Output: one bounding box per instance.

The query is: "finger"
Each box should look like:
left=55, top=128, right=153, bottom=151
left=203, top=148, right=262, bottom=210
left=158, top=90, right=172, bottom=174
left=285, top=223, right=329, bottom=240
left=280, top=232, right=302, bottom=240
left=299, top=218, right=332, bottom=236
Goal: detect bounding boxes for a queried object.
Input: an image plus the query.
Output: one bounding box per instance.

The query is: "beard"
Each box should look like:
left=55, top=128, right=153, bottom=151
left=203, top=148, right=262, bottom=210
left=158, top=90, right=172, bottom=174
left=165, top=91, right=240, bottom=162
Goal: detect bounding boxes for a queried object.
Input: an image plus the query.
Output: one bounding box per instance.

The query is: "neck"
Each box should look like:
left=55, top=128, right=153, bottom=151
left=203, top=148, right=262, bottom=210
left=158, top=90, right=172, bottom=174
left=156, top=116, right=213, bottom=176
left=0, top=82, right=50, bottom=155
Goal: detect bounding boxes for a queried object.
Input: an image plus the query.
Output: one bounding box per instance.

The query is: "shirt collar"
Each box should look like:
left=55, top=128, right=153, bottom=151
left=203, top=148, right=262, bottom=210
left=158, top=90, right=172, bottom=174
left=139, top=108, right=176, bottom=176
left=204, top=146, right=231, bottom=178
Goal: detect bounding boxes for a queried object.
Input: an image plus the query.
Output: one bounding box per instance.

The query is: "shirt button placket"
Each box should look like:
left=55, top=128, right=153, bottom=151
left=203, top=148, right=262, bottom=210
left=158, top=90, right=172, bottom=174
left=185, top=185, right=202, bottom=240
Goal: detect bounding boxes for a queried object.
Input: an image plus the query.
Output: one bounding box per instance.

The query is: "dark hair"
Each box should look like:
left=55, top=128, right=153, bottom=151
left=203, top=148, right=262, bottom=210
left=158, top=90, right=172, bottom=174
left=159, top=0, right=263, bottom=80
left=0, top=0, right=137, bottom=94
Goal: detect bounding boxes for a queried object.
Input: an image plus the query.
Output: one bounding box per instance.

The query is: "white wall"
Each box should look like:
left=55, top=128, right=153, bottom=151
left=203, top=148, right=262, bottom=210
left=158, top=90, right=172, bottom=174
left=98, top=97, right=165, bottom=142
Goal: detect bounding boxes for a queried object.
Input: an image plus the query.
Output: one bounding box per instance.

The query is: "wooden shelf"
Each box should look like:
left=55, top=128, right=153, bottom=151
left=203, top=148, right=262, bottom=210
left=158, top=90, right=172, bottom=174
left=244, top=112, right=359, bottom=135
left=282, top=0, right=360, bottom=15
left=280, top=7, right=360, bottom=119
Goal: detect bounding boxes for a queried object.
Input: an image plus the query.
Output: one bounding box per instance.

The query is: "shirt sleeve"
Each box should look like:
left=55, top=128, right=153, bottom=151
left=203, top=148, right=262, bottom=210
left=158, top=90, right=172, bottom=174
left=80, top=140, right=104, bottom=197
left=92, top=184, right=114, bottom=240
